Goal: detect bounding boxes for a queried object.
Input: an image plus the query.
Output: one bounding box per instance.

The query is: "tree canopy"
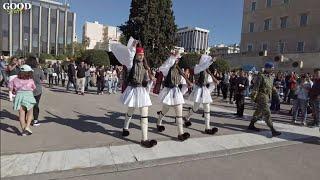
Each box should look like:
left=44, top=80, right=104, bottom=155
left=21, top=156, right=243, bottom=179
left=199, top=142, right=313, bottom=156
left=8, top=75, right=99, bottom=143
left=120, top=0, right=177, bottom=67
left=80, top=49, right=110, bottom=66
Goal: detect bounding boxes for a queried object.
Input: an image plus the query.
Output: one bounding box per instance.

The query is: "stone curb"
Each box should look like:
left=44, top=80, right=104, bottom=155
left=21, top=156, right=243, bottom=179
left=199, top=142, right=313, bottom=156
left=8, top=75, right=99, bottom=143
left=3, top=137, right=318, bottom=180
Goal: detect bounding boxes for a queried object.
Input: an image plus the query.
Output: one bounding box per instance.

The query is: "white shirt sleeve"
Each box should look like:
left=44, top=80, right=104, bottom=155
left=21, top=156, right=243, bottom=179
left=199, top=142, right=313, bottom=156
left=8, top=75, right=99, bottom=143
left=194, top=55, right=213, bottom=75
left=110, top=37, right=136, bottom=70
left=159, top=56, right=176, bottom=76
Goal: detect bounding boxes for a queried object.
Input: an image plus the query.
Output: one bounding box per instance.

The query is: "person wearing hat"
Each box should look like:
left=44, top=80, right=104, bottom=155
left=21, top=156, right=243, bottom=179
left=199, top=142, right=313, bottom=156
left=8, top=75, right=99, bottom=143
left=8, top=64, right=37, bottom=136
left=110, top=37, right=157, bottom=148
left=183, top=54, right=220, bottom=134
left=248, top=62, right=281, bottom=137
left=156, top=50, right=193, bottom=141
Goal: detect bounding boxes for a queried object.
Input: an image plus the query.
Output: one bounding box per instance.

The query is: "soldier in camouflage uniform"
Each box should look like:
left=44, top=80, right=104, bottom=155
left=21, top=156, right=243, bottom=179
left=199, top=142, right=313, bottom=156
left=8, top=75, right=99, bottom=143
left=248, top=62, right=281, bottom=137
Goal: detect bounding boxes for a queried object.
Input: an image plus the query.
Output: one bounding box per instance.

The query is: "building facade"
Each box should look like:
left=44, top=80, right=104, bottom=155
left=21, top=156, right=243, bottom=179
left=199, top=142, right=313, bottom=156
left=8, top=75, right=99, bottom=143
left=82, top=21, right=122, bottom=51
left=210, top=44, right=240, bottom=56
left=176, top=27, right=209, bottom=53
left=0, top=0, right=76, bottom=57
left=240, top=0, right=320, bottom=55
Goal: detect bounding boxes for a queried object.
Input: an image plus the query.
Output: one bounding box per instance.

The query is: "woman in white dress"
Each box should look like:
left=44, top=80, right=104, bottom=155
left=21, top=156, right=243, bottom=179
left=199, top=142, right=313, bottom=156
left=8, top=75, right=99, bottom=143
left=156, top=51, right=193, bottom=141
left=184, top=54, right=220, bottom=134
left=110, top=37, right=157, bottom=148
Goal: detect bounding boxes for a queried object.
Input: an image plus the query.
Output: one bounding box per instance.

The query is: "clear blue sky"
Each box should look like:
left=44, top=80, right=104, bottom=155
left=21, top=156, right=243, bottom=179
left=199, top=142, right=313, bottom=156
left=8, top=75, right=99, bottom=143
left=70, top=0, right=243, bottom=46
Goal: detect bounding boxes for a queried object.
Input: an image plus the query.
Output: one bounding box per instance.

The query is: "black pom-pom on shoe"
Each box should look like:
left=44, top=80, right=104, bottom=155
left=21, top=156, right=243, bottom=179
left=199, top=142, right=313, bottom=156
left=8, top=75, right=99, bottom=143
left=141, top=139, right=157, bottom=148
left=150, top=139, right=157, bottom=146
left=205, top=127, right=219, bottom=135
left=184, top=119, right=192, bottom=127
left=157, top=125, right=165, bottom=132
left=178, top=132, right=190, bottom=141
left=122, top=129, right=130, bottom=137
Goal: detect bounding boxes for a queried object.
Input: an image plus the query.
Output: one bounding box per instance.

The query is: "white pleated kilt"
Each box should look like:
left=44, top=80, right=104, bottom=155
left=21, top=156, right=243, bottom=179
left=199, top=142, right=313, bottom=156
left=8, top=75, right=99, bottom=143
left=189, top=85, right=213, bottom=104
left=159, top=87, right=185, bottom=106
left=121, top=86, right=152, bottom=108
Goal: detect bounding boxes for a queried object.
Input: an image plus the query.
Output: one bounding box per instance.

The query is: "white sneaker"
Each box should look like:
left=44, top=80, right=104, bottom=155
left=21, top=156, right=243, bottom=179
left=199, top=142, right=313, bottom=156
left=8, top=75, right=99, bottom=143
left=32, top=120, right=41, bottom=127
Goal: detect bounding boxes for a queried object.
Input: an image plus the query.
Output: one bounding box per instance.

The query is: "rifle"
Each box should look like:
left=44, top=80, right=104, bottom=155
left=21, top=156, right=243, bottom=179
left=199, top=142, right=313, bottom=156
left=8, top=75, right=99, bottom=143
left=143, top=57, right=155, bottom=81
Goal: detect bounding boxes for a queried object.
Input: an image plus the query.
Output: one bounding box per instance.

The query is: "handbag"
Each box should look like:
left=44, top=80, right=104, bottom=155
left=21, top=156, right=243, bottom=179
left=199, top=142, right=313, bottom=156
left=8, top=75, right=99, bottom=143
left=52, top=73, right=57, bottom=77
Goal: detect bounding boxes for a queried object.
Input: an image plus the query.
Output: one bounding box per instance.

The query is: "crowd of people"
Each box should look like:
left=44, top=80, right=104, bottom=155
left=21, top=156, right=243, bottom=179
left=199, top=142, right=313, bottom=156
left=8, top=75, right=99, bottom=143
left=0, top=46, right=319, bottom=145
left=41, top=61, right=122, bottom=95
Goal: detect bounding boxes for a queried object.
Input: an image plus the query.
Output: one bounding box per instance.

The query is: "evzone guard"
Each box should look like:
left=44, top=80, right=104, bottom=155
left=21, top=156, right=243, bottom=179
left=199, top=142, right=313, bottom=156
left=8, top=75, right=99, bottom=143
left=156, top=51, right=193, bottom=141
left=110, top=37, right=157, bottom=148
left=183, top=54, right=220, bottom=134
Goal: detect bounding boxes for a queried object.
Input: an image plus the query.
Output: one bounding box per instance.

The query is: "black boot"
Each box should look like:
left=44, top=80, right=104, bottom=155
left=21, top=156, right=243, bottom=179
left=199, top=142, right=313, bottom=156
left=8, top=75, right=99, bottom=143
left=157, top=125, right=165, bottom=132
left=122, top=129, right=130, bottom=137
left=178, top=132, right=190, bottom=141
left=271, top=128, right=281, bottom=137
left=205, top=127, right=219, bottom=135
left=248, top=122, right=260, bottom=131
left=141, top=139, right=157, bottom=148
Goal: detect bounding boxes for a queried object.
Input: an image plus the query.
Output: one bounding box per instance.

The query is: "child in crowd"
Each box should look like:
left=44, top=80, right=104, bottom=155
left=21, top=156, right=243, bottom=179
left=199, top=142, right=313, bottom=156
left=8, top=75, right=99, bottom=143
left=270, top=83, right=281, bottom=113
left=8, top=65, right=36, bottom=136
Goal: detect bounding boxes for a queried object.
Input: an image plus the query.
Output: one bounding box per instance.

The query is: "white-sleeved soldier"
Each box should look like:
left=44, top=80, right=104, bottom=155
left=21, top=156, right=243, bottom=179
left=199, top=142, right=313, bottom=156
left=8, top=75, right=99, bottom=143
left=183, top=54, right=220, bottom=134
left=110, top=37, right=157, bottom=148
left=156, top=51, right=193, bottom=141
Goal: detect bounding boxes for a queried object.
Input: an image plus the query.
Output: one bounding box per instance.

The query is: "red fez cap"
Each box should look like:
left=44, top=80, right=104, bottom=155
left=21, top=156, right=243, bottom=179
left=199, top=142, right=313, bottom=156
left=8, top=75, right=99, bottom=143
left=136, top=47, right=144, bottom=54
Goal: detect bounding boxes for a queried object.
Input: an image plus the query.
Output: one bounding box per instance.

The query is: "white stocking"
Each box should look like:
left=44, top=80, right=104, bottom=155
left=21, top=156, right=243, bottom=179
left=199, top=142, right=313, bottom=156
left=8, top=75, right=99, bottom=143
left=140, top=107, right=148, bottom=141
left=185, top=102, right=200, bottom=121
left=157, top=104, right=170, bottom=126
left=175, top=104, right=184, bottom=135
left=203, top=103, right=211, bottom=130
left=124, top=107, right=135, bottom=130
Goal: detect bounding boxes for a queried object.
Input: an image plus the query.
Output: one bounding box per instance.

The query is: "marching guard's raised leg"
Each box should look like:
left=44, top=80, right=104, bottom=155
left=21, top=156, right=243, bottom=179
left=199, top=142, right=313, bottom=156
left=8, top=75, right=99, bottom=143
left=157, top=105, right=170, bottom=132
left=184, top=102, right=200, bottom=127
left=122, top=107, right=135, bottom=136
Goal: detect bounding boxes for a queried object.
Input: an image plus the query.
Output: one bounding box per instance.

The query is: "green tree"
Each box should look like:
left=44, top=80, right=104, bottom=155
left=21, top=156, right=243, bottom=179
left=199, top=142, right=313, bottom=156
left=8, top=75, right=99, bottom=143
left=55, top=54, right=67, bottom=60
left=178, top=52, right=201, bottom=69
left=120, top=0, right=177, bottom=67
left=65, top=42, right=86, bottom=60
left=212, top=58, right=230, bottom=72
left=80, top=49, right=110, bottom=66
left=39, top=53, right=55, bottom=64
left=209, top=47, right=217, bottom=57
left=119, top=34, right=128, bottom=45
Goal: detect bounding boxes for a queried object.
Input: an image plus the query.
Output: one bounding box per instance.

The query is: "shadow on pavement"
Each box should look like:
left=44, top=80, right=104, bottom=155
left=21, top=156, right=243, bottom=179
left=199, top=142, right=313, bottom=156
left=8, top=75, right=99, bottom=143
left=41, top=110, right=149, bottom=144
left=0, top=122, right=21, bottom=135
left=0, top=109, right=19, bottom=121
